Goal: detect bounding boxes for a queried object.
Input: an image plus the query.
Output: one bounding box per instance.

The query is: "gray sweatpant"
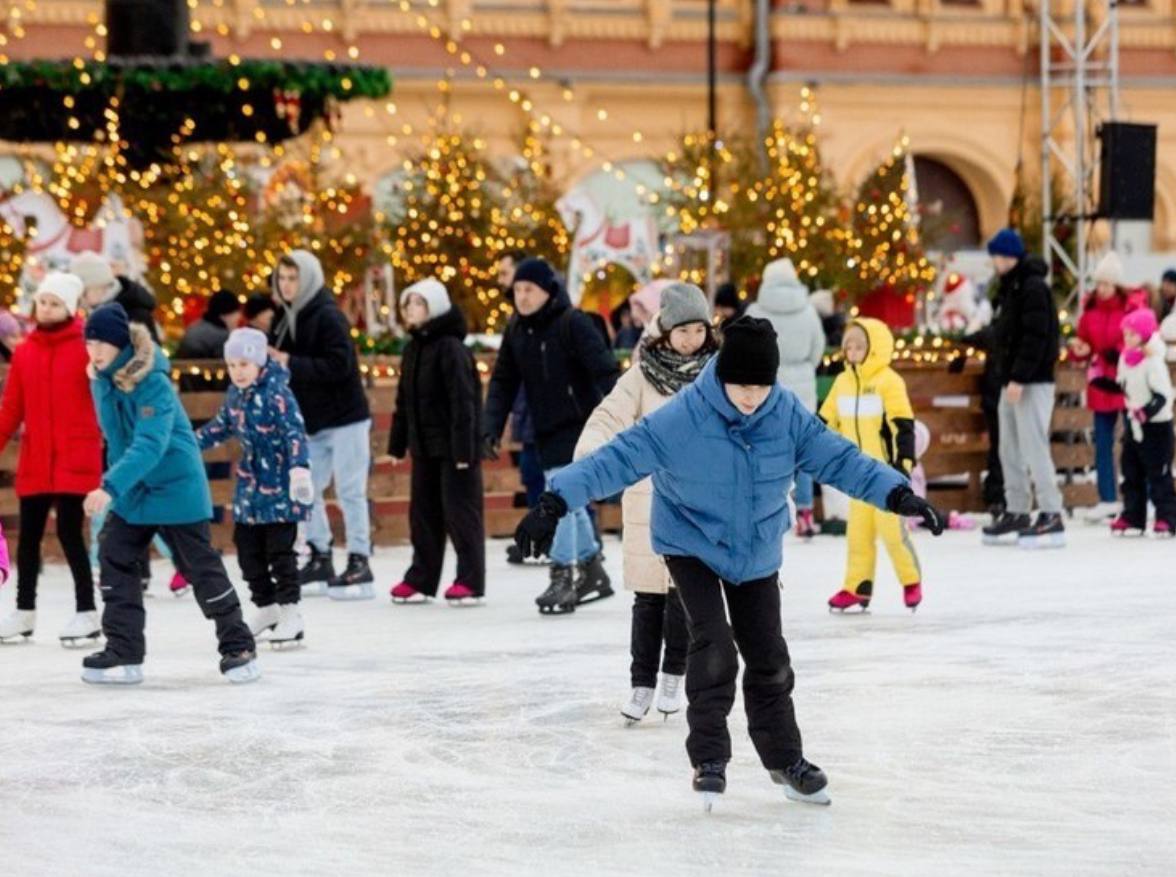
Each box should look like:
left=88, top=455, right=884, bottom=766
left=998, top=383, right=1063, bottom=514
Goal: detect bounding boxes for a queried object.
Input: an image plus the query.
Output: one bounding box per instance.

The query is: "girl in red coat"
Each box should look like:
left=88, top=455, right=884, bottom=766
left=1068, top=252, right=1148, bottom=522
left=0, top=273, right=104, bottom=645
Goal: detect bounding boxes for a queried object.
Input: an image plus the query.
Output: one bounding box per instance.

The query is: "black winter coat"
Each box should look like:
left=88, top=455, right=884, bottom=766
left=116, top=277, right=159, bottom=342
left=389, top=307, right=480, bottom=463
left=483, top=292, right=620, bottom=469
left=989, top=256, right=1059, bottom=385
left=269, top=288, right=370, bottom=435
left=175, top=316, right=231, bottom=360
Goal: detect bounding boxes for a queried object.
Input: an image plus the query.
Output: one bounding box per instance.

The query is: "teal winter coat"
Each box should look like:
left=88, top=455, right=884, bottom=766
left=549, top=359, right=905, bottom=583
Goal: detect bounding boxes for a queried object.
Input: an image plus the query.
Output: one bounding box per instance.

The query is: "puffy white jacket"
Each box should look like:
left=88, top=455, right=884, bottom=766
left=745, top=274, right=826, bottom=411
left=1118, top=334, right=1174, bottom=441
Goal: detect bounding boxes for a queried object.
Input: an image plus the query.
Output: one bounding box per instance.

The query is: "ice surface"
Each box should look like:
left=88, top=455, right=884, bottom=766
left=1, top=526, right=1173, bottom=876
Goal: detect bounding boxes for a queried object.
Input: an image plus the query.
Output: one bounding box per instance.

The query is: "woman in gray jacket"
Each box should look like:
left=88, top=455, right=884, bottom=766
left=746, top=258, right=827, bottom=536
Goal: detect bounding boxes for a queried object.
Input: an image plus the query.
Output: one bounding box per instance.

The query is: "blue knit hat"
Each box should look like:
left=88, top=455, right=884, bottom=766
left=84, top=302, right=131, bottom=349
left=986, top=228, right=1026, bottom=259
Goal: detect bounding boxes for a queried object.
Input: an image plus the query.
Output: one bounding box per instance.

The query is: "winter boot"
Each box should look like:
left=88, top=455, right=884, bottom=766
left=81, top=650, right=143, bottom=685
left=828, top=581, right=871, bottom=613
left=444, top=582, right=481, bottom=606
left=693, top=760, right=727, bottom=812
left=794, top=509, right=816, bottom=539
left=0, top=609, right=35, bottom=643
left=168, top=572, right=190, bottom=598
left=269, top=604, right=304, bottom=649
left=770, top=757, right=831, bottom=805
left=1110, top=515, right=1145, bottom=536
left=620, top=686, right=655, bottom=725
left=249, top=603, right=281, bottom=638
left=656, top=673, right=684, bottom=719
left=1017, top=512, right=1066, bottom=549
left=535, top=564, right=578, bottom=615
left=220, top=650, right=261, bottom=684
left=390, top=582, right=430, bottom=604
left=506, top=543, right=525, bottom=565
left=59, top=611, right=101, bottom=648
left=1154, top=519, right=1175, bottom=538
left=327, top=554, right=375, bottom=601
left=298, top=545, right=335, bottom=596
left=574, top=552, right=614, bottom=605
left=903, top=582, right=923, bottom=612
left=981, top=512, right=1032, bottom=546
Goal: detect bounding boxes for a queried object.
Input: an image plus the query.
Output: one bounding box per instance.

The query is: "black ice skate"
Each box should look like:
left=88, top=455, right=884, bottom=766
left=693, top=760, right=727, bottom=813
left=770, top=757, right=831, bottom=806
left=981, top=512, right=1031, bottom=546
left=327, top=554, right=375, bottom=601
left=1017, top=512, right=1066, bottom=550
left=81, top=650, right=144, bottom=685
left=299, top=545, right=335, bottom=596
left=574, top=553, right=614, bottom=606
left=220, top=650, right=261, bottom=684
left=535, top=565, right=578, bottom=615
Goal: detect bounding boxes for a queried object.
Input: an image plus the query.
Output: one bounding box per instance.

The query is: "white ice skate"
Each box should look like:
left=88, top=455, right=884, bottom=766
left=249, top=604, right=281, bottom=639
left=0, top=609, right=35, bottom=643
left=620, top=686, right=655, bottom=726
left=81, top=651, right=144, bottom=685
left=656, top=673, right=684, bottom=720
left=220, top=651, right=261, bottom=684
left=59, top=612, right=101, bottom=648
left=268, top=604, right=304, bottom=650
left=1081, top=502, right=1119, bottom=525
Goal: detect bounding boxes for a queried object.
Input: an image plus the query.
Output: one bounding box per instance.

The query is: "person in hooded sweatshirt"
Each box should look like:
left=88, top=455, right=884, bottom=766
left=514, top=316, right=945, bottom=808
left=747, top=258, right=826, bottom=538
left=387, top=279, right=485, bottom=605
left=269, top=250, right=374, bottom=599
left=69, top=251, right=160, bottom=342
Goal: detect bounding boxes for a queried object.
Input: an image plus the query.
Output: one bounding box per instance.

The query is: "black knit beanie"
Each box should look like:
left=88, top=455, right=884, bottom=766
left=84, top=302, right=131, bottom=349
left=716, top=316, right=779, bottom=386
left=512, top=257, right=561, bottom=297
left=206, top=290, right=242, bottom=320
left=714, top=282, right=740, bottom=309
left=243, top=293, right=276, bottom=320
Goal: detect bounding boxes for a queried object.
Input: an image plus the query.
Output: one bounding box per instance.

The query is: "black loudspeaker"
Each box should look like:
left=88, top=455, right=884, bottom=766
left=105, top=0, right=189, bottom=58
left=1098, top=122, right=1157, bottom=221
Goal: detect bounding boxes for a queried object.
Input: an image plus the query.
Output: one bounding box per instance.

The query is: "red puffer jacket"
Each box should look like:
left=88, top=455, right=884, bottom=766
left=0, top=318, right=103, bottom=496
left=1075, top=289, right=1148, bottom=413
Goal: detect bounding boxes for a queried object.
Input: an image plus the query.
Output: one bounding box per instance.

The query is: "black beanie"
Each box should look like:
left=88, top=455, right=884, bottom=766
left=716, top=316, right=779, bottom=386
left=512, top=257, right=561, bottom=297
left=243, top=293, right=276, bottom=320
left=714, top=282, right=740, bottom=309
left=84, top=302, right=131, bottom=349
left=206, top=290, right=241, bottom=320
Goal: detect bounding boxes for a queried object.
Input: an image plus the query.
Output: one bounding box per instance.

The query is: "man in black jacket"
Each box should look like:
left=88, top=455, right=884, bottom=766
left=483, top=257, right=620, bottom=614
left=269, top=250, right=374, bottom=599
left=980, top=229, right=1065, bottom=548
left=71, top=251, right=160, bottom=342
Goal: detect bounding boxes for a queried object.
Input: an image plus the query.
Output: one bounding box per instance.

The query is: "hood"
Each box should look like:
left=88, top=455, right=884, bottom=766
left=245, top=357, right=292, bottom=395
left=695, top=358, right=781, bottom=428
left=412, top=304, right=467, bottom=342
left=116, top=277, right=157, bottom=311
left=400, top=278, right=451, bottom=320
left=848, top=317, right=895, bottom=380
left=272, top=250, right=326, bottom=342
left=630, top=280, right=672, bottom=325
left=1009, top=254, right=1049, bottom=286
left=754, top=275, right=811, bottom=316
left=519, top=280, right=571, bottom=328
left=103, top=323, right=163, bottom=392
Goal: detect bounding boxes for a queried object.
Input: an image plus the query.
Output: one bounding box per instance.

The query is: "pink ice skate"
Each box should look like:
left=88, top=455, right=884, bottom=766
left=444, top=582, right=482, bottom=606
left=390, top=582, right=430, bottom=604
left=903, top=582, right=923, bottom=612
left=794, top=509, right=815, bottom=539
left=1110, top=516, right=1145, bottom=536
left=1154, top=520, right=1175, bottom=538
left=168, top=572, right=190, bottom=597
left=827, top=587, right=870, bottom=613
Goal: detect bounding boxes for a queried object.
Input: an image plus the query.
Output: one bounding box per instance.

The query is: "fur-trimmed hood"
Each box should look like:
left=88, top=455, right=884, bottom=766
left=109, top=323, right=162, bottom=393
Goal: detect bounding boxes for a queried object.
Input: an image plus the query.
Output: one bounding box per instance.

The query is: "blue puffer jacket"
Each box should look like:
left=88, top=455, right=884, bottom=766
left=92, top=324, right=213, bottom=526
left=197, top=359, right=312, bottom=525
left=550, top=359, right=906, bottom=584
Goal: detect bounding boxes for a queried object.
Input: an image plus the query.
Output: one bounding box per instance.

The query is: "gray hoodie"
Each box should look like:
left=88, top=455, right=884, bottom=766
left=272, top=249, right=326, bottom=345
left=746, top=261, right=826, bottom=411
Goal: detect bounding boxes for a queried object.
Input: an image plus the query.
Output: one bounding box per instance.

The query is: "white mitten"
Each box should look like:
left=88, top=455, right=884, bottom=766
left=290, top=467, right=314, bottom=504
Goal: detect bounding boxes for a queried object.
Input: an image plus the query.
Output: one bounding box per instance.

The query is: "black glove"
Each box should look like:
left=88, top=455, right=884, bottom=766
left=1088, top=376, right=1124, bottom=395
left=480, top=435, right=501, bottom=461
left=514, top=491, right=568, bottom=559
left=1141, top=391, right=1168, bottom=422
left=886, top=486, right=946, bottom=536
left=1100, top=349, right=1120, bottom=367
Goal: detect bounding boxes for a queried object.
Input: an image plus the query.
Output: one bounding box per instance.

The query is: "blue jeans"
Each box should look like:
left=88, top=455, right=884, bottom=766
left=546, top=467, right=599, bottom=565
left=1093, top=411, right=1119, bottom=503
left=793, top=472, right=814, bottom=511
left=518, top=443, right=545, bottom=509
left=307, top=419, right=372, bottom=556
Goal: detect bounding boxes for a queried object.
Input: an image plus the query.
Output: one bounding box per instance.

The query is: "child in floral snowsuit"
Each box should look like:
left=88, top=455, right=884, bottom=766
left=197, top=328, right=314, bottom=647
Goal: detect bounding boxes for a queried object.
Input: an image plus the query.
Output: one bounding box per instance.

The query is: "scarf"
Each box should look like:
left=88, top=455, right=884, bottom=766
left=638, top=336, right=714, bottom=397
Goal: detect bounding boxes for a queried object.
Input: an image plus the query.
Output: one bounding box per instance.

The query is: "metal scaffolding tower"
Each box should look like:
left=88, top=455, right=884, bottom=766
left=1041, top=0, right=1120, bottom=305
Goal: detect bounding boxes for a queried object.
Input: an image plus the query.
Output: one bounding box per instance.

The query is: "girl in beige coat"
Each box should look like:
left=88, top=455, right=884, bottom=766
left=574, top=283, right=718, bottom=724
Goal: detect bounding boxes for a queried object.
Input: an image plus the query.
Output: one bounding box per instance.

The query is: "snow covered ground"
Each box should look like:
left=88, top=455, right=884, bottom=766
left=0, top=526, right=1173, bottom=876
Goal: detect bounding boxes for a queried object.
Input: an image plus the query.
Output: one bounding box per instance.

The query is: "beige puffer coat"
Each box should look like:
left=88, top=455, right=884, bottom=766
left=574, top=321, right=677, bottom=593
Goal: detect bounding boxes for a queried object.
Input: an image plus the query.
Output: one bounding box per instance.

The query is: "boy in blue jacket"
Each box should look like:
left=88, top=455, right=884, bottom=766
left=81, top=304, right=258, bottom=685
left=515, top=317, right=945, bottom=809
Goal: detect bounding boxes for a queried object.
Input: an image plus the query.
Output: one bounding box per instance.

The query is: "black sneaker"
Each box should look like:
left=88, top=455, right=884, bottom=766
left=327, top=554, right=375, bottom=601
left=535, top=565, right=577, bottom=615
left=219, top=650, right=260, bottom=683
left=81, top=650, right=144, bottom=685
left=299, top=546, right=336, bottom=587
left=575, top=552, right=614, bottom=605
left=1017, top=512, right=1065, bottom=549
left=981, top=512, right=1031, bottom=545
left=693, top=760, right=727, bottom=812
left=770, top=757, right=831, bottom=805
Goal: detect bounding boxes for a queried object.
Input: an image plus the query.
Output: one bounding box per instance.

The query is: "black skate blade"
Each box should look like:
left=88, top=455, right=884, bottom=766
left=538, top=604, right=576, bottom=615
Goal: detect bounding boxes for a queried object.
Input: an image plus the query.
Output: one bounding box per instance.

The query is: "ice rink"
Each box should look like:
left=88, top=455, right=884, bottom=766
left=0, top=525, right=1172, bottom=876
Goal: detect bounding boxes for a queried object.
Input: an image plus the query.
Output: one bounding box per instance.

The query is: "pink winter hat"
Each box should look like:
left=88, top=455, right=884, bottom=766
left=1122, top=309, right=1158, bottom=342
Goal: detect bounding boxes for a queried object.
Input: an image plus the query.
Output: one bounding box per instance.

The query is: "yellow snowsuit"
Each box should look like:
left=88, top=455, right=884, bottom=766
left=819, top=318, right=921, bottom=593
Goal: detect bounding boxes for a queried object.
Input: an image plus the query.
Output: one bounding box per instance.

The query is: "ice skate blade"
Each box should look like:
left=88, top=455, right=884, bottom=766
left=223, top=660, right=261, bottom=684
left=700, top=792, right=719, bottom=813
left=657, top=708, right=680, bottom=720
left=60, top=633, right=101, bottom=649
left=300, top=581, right=328, bottom=598
left=1111, top=529, right=1145, bottom=538
left=446, top=597, right=483, bottom=607
left=270, top=636, right=304, bottom=651
left=620, top=709, right=648, bottom=726
left=391, top=594, right=431, bottom=605
left=575, top=588, right=614, bottom=606
left=0, top=632, right=34, bottom=644
left=784, top=785, right=831, bottom=806
left=1017, top=534, right=1066, bottom=550
left=981, top=534, right=1019, bottom=546
left=81, top=665, right=143, bottom=685
left=828, top=605, right=869, bottom=614
left=537, top=604, right=576, bottom=615
left=327, top=582, right=375, bottom=601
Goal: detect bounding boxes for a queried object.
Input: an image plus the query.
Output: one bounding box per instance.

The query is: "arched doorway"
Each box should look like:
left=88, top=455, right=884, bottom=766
left=913, top=156, right=982, bottom=252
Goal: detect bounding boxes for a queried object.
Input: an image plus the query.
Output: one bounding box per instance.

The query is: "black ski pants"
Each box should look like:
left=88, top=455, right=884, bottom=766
left=16, top=494, right=94, bottom=612
left=234, top=522, right=299, bottom=607
left=404, top=457, right=485, bottom=596
left=1121, top=421, right=1176, bottom=527
left=629, top=588, right=688, bottom=688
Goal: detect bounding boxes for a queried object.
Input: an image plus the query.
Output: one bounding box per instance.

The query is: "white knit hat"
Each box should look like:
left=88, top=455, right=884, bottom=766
left=1092, top=251, right=1123, bottom=287
left=224, top=327, right=269, bottom=367
left=761, top=258, right=799, bottom=287
left=34, top=271, right=84, bottom=316
left=400, top=278, right=451, bottom=319
left=68, top=251, right=118, bottom=300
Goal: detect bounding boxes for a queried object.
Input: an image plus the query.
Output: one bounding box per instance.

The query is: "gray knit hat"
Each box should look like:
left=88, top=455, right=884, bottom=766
left=657, top=282, right=711, bottom=332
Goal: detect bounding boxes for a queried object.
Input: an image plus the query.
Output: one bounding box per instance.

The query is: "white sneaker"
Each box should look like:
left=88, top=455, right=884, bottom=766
left=0, top=609, right=35, bottom=642
left=269, top=604, right=304, bottom=649
left=620, top=686, right=656, bottom=725
left=248, top=604, right=281, bottom=638
left=1082, top=502, right=1119, bottom=524
left=59, top=611, right=101, bottom=647
left=656, top=673, right=685, bottom=718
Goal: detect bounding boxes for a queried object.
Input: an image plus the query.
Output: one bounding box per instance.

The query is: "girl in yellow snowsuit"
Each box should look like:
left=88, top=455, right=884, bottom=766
left=819, top=318, right=923, bottom=612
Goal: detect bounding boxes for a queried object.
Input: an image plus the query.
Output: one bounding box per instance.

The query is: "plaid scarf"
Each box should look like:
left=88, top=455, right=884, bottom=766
left=638, top=336, right=715, bottom=397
